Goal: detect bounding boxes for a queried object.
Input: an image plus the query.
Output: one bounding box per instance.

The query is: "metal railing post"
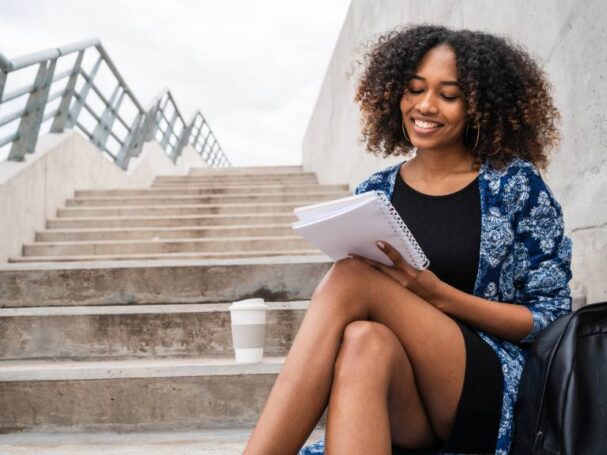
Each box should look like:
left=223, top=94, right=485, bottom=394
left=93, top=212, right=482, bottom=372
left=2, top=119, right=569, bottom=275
left=50, top=50, right=84, bottom=133
left=66, top=56, right=102, bottom=129
left=8, top=59, right=57, bottom=161
left=115, top=111, right=144, bottom=170
left=161, top=109, right=178, bottom=149
left=172, top=122, right=191, bottom=162
left=91, top=84, right=124, bottom=151
left=192, top=116, right=205, bottom=146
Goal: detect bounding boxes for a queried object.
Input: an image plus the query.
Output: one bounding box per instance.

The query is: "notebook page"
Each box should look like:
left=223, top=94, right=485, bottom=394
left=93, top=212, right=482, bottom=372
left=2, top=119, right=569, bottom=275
left=293, top=192, right=376, bottom=221
left=293, top=196, right=417, bottom=267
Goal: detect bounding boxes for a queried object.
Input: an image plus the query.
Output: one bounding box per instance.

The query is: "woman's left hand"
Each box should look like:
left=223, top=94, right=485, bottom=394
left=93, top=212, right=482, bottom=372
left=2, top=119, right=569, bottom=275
left=348, top=240, right=448, bottom=308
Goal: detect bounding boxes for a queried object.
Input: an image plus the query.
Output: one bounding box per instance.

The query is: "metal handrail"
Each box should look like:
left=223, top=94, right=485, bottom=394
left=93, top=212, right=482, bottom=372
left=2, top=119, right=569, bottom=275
left=0, top=39, right=230, bottom=169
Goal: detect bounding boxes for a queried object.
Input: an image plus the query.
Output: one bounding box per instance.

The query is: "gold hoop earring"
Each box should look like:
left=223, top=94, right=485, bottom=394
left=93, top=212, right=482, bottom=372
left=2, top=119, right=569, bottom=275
left=466, top=120, right=480, bottom=151
left=401, top=122, right=412, bottom=145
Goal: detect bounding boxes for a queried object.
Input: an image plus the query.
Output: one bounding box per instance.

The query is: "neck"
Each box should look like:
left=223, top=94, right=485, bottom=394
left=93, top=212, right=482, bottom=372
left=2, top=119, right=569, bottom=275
left=412, top=143, right=474, bottom=178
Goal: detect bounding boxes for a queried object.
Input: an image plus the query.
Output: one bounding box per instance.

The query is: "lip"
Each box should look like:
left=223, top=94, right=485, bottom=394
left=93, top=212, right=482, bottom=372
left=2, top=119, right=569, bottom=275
left=409, top=117, right=444, bottom=135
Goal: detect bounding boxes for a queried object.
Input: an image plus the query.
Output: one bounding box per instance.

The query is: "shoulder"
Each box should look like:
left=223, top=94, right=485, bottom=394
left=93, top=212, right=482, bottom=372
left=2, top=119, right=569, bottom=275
left=481, top=158, right=542, bottom=191
left=354, top=161, right=402, bottom=195
left=481, top=158, right=559, bottom=215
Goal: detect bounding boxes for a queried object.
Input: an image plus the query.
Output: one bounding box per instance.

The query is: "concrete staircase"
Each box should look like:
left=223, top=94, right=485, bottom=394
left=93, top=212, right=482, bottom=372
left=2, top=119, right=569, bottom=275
left=0, top=165, right=346, bottom=452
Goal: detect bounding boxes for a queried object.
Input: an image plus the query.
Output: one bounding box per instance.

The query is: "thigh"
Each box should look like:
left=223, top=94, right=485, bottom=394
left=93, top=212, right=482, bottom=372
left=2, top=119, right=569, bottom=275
left=320, top=258, right=467, bottom=441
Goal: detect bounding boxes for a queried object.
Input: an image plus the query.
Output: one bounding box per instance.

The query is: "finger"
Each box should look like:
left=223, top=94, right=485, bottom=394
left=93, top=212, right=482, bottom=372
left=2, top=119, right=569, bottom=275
left=376, top=241, right=407, bottom=268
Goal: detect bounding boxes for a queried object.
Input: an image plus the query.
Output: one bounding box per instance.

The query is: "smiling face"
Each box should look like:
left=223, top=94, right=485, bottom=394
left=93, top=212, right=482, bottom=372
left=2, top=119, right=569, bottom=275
left=400, top=44, right=467, bottom=153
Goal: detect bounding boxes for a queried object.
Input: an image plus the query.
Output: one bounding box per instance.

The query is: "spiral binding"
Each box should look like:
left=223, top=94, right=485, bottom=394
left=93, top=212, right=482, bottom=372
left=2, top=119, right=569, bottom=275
left=374, top=191, right=430, bottom=270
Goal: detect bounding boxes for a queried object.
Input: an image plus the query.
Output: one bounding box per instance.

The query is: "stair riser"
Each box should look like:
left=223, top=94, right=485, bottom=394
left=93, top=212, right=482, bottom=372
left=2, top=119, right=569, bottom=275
left=36, top=226, right=295, bottom=242
left=189, top=165, right=303, bottom=175
left=0, top=305, right=306, bottom=361
left=65, top=192, right=348, bottom=207
left=0, top=374, right=278, bottom=432
left=56, top=201, right=326, bottom=218
left=0, top=259, right=332, bottom=308
left=152, top=177, right=317, bottom=186
left=10, top=250, right=321, bottom=263
left=75, top=184, right=348, bottom=197
left=24, top=237, right=311, bottom=256
left=47, top=214, right=298, bottom=229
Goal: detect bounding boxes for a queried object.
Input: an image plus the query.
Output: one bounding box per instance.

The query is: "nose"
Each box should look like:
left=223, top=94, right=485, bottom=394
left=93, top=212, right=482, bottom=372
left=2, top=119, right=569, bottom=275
left=415, top=91, right=439, bottom=115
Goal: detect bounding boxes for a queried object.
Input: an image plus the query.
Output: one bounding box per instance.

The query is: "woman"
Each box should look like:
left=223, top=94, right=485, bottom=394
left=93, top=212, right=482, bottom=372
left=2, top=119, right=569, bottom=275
left=244, top=25, right=572, bottom=455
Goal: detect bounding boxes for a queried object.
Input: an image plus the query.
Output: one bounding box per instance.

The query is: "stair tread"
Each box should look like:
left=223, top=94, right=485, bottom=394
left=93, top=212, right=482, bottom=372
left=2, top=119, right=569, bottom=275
left=0, top=427, right=325, bottom=455
left=0, top=301, right=310, bottom=317
left=9, top=250, right=326, bottom=263
left=26, top=234, right=303, bottom=247
left=0, top=356, right=286, bottom=381
left=38, top=223, right=293, bottom=234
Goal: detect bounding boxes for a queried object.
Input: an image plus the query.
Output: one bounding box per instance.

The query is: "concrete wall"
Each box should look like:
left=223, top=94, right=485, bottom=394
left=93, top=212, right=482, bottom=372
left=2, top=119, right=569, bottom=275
left=0, top=130, right=207, bottom=263
left=302, top=0, right=606, bottom=304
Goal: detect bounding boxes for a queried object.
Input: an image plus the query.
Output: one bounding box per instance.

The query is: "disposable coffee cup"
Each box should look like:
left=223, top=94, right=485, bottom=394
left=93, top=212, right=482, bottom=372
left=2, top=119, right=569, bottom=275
left=229, top=298, right=268, bottom=363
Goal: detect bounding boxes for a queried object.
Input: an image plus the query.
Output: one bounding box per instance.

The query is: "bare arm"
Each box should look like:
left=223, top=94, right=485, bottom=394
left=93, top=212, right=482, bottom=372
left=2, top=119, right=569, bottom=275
left=433, top=282, right=534, bottom=343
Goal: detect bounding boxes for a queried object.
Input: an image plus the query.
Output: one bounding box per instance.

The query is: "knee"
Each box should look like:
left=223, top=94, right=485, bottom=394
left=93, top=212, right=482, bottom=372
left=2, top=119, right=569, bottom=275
left=333, top=321, right=397, bottom=379
left=312, top=257, right=370, bottom=301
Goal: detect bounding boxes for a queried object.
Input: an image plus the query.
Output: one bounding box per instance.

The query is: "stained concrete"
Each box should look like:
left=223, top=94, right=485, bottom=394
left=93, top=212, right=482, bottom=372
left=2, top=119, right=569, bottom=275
left=0, top=256, right=332, bottom=307
left=0, top=358, right=283, bottom=431
left=0, top=301, right=308, bottom=360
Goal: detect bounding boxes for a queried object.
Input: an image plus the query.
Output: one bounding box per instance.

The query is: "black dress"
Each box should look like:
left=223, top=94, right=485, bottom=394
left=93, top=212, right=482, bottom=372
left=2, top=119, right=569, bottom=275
left=390, top=172, right=504, bottom=454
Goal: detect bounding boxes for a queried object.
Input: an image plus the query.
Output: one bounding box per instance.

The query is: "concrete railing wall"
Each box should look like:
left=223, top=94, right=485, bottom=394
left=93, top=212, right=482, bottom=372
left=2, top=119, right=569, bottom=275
left=302, top=0, right=606, bottom=304
left=0, top=130, right=207, bottom=263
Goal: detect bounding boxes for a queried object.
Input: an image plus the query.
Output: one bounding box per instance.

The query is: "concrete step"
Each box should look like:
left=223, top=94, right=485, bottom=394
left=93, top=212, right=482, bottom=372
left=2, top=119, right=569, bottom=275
left=0, top=427, right=326, bottom=454
left=0, top=301, right=308, bottom=361
left=9, top=249, right=323, bottom=263
left=56, top=200, right=328, bottom=218
left=23, top=236, right=313, bottom=257
left=74, top=183, right=348, bottom=197
left=36, top=224, right=295, bottom=242
left=0, top=357, right=316, bottom=432
left=188, top=165, right=304, bottom=175
left=0, top=256, right=332, bottom=308
left=65, top=191, right=349, bottom=207
left=152, top=174, right=317, bottom=185
left=47, top=213, right=298, bottom=229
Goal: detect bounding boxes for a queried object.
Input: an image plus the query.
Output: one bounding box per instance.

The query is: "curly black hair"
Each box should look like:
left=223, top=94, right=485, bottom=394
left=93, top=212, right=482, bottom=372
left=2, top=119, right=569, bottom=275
left=354, top=24, right=560, bottom=169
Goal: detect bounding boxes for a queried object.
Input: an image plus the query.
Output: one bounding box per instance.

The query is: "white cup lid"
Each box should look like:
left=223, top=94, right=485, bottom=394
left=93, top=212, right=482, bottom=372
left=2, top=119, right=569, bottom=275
left=229, top=298, right=267, bottom=310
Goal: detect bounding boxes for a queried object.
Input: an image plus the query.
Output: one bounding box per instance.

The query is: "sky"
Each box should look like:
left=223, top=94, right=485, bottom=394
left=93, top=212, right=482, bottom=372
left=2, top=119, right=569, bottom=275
left=0, top=0, right=351, bottom=166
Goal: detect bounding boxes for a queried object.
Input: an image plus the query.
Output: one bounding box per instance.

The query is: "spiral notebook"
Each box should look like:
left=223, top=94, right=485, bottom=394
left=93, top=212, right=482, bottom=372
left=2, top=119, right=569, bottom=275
left=292, top=191, right=429, bottom=270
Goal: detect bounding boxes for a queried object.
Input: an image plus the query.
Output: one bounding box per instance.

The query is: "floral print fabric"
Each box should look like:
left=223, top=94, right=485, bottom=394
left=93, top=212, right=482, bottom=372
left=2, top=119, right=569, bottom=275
left=299, top=158, right=572, bottom=455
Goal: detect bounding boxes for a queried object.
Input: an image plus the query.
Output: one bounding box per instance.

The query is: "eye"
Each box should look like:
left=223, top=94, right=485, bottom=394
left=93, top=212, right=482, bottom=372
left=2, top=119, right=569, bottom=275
left=441, top=94, right=459, bottom=101
left=407, top=88, right=424, bottom=94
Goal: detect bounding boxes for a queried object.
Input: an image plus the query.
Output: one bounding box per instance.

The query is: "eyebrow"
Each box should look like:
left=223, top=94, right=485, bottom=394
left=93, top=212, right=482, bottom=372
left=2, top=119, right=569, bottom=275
left=411, top=75, right=460, bottom=87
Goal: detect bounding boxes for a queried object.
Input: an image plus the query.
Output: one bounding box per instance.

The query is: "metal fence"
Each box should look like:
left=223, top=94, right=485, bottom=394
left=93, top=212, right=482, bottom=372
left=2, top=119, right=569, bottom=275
left=0, top=38, right=230, bottom=169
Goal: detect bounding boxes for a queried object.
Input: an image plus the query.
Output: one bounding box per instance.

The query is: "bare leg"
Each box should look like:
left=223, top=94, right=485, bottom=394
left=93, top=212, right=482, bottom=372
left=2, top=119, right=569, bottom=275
left=325, top=321, right=439, bottom=454
left=244, top=260, right=370, bottom=454
left=243, top=259, right=466, bottom=454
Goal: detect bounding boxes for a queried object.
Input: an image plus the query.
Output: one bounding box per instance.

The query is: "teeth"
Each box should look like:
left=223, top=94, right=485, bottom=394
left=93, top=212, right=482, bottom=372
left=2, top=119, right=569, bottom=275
left=414, top=119, right=441, bottom=129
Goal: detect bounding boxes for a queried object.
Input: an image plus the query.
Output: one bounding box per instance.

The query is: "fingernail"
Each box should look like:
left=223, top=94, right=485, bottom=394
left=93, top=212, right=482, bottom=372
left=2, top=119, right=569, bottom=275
left=377, top=241, right=385, bottom=249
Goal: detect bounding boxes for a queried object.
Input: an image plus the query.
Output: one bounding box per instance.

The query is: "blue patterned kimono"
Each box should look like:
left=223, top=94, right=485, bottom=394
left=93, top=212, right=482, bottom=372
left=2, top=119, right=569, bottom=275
left=299, top=158, right=572, bottom=455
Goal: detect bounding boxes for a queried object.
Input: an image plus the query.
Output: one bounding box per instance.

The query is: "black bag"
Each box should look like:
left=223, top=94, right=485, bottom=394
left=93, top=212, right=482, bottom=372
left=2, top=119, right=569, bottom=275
left=511, top=301, right=607, bottom=455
